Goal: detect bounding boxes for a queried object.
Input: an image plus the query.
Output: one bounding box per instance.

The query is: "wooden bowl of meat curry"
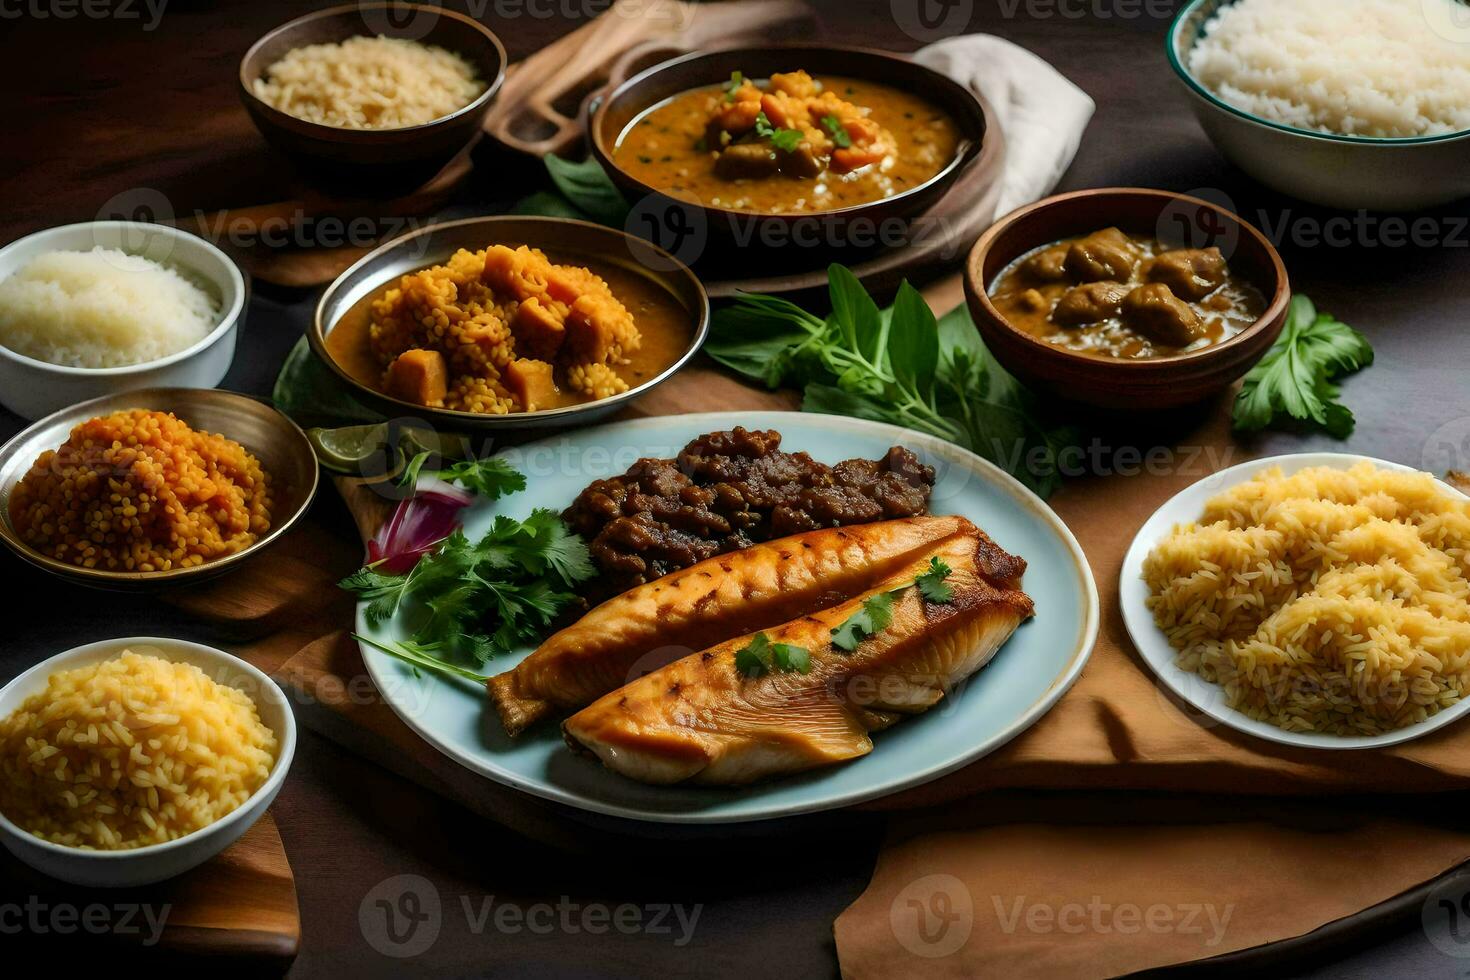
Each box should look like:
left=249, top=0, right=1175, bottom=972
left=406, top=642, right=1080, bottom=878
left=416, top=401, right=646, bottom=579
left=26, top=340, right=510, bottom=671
left=964, top=188, right=1290, bottom=412
left=588, top=45, right=986, bottom=254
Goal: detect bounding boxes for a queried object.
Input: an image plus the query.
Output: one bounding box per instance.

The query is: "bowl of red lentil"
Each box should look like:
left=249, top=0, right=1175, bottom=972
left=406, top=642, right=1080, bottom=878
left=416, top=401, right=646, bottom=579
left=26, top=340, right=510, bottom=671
left=0, top=388, right=319, bottom=589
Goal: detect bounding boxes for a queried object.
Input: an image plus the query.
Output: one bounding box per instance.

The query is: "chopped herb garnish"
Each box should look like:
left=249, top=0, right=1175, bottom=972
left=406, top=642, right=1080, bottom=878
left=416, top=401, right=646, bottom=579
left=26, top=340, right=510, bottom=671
left=915, top=556, right=955, bottom=603
left=724, top=70, right=744, bottom=102
left=638, top=155, right=653, bottom=164
left=830, top=559, right=956, bottom=651
left=735, top=632, right=813, bottom=678
left=831, top=590, right=896, bottom=652
left=754, top=111, right=804, bottom=153
left=820, top=115, right=852, bottom=148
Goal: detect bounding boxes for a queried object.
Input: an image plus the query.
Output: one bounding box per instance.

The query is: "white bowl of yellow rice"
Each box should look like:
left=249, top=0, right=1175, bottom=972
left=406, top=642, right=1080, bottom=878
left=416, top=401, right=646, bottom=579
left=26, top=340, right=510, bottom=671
left=0, top=637, right=295, bottom=887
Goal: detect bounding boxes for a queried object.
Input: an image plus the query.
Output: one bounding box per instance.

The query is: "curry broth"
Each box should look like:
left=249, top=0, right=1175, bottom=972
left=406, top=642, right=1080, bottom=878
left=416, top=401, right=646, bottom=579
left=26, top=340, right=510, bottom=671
left=325, top=252, right=693, bottom=412
left=989, top=232, right=1266, bottom=360
left=612, top=75, right=962, bottom=214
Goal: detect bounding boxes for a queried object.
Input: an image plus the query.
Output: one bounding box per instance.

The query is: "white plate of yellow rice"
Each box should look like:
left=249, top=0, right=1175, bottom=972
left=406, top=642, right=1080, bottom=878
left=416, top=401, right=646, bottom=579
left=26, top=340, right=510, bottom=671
left=1122, top=453, right=1470, bottom=749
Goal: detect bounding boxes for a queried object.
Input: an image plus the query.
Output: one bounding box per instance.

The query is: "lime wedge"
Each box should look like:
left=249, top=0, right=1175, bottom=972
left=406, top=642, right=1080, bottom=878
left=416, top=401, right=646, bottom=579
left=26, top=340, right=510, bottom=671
left=308, top=423, right=398, bottom=476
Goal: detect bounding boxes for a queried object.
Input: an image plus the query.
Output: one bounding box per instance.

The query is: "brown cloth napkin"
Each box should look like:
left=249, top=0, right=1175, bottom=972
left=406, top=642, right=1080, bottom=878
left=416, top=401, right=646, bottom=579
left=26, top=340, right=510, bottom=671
left=836, top=796, right=1470, bottom=978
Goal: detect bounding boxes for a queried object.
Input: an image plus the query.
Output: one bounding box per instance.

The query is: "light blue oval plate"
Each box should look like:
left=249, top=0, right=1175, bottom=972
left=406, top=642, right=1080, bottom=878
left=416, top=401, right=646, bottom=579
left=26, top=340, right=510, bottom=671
left=358, top=412, right=1099, bottom=823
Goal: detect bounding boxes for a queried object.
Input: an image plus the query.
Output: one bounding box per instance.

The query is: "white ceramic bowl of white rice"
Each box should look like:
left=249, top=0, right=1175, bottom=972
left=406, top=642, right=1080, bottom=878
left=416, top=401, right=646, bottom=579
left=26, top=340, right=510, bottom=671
left=1169, top=0, right=1470, bottom=211
left=0, top=222, right=244, bottom=420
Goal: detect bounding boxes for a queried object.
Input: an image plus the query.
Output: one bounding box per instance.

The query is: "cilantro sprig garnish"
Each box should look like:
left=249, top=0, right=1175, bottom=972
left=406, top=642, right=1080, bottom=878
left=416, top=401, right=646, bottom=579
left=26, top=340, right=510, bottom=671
left=1232, top=295, right=1373, bottom=438
left=820, top=114, right=852, bottom=148
left=400, top=451, right=527, bottom=498
left=831, top=558, right=955, bottom=652
left=754, top=111, right=804, bottom=153
left=341, top=507, right=595, bottom=665
left=734, top=632, right=813, bottom=678
left=831, top=591, right=895, bottom=652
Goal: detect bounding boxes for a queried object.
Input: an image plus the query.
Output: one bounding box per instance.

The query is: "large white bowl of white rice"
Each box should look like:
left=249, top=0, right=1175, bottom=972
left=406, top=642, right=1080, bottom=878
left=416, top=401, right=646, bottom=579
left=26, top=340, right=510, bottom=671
left=0, top=222, right=244, bottom=420
left=1169, top=0, right=1470, bottom=210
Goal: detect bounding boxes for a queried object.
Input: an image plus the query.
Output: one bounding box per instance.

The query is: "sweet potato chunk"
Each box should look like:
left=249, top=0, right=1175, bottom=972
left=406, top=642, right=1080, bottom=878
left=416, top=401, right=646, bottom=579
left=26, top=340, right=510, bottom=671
left=564, top=295, right=616, bottom=363
left=769, top=70, right=817, bottom=98
left=503, top=358, right=557, bottom=411
left=511, top=297, right=565, bottom=361
left=830, top=146, right=885, bottom=173
left=385, top=349, right=448, bottom=406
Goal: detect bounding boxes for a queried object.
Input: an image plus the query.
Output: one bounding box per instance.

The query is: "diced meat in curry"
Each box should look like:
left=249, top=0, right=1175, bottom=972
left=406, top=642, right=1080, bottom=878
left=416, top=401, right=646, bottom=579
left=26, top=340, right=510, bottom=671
left=989, top=228, right=1266, bottom=359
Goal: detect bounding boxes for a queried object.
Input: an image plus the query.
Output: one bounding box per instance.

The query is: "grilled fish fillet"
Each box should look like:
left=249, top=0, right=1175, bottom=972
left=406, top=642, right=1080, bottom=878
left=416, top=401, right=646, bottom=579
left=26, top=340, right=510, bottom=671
left=561, top=530, right=1034, bottom=785
left=488, top=516, right=974, bottom=735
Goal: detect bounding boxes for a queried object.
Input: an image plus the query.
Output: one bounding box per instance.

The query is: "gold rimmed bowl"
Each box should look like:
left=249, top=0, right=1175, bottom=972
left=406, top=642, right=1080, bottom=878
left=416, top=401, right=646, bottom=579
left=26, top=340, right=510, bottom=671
left=0, top=388, right=319, bottom=591
left=310, top=215, right=711, bottom=432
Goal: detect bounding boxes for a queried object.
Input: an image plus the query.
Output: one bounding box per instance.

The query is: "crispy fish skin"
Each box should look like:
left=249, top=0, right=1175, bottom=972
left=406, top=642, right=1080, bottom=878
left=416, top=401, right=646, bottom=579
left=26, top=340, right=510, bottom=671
left=487, top=516, right=974, bottom=735
left=561, top=531, right=1034, bottom=785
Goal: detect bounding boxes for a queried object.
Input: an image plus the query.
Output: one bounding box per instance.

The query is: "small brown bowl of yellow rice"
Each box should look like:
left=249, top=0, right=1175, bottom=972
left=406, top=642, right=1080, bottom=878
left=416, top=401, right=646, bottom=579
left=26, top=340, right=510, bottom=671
left=0, top=637, right=295, bottom=887
left=0, top=388, right=319, bottom=590
left=312, top=215, right=710, bottom=431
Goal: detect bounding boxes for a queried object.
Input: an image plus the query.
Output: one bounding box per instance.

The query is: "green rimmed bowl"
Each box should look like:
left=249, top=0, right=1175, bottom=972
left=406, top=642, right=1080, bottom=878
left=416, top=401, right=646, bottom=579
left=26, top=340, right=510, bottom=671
left=1168, top=0, right=1470, bottom=211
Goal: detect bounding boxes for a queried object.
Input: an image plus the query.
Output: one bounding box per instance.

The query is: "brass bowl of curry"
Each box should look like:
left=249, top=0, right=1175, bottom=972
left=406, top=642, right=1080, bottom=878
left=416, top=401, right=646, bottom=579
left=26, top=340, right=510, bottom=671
left=589, top=45, right=985, bottom=250
left=311, top=216, right=710, bottom=431
left=964, top=188, right=1290, bottom=412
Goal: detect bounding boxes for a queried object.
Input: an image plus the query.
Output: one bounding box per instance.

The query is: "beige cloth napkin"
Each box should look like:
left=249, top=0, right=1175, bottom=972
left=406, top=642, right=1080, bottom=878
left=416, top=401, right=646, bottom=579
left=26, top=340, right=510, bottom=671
left=915, top=34, right=1095, bottom=216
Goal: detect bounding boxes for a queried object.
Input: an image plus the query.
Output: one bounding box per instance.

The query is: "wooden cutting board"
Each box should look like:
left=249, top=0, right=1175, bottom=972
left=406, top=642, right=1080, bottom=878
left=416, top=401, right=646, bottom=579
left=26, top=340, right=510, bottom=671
left=0, top=812, right=299, bottom=966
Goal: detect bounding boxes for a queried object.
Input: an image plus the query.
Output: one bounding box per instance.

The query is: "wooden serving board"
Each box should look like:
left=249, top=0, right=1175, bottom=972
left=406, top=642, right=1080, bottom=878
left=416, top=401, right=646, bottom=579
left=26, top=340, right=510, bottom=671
left=0, top=812, right=299, bottom=967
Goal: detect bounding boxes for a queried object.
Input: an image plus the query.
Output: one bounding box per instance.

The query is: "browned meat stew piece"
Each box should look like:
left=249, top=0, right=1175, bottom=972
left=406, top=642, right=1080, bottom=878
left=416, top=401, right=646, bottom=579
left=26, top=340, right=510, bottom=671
left=1052, top=282, right=1132, bottom=326
left=1121, top=283, right=1205, bottom=346
left=1022, top=243, right=1071, bottom=282
left=712, top=142, right=780, bottom=180
left=1064, top=227, right=1138, bottom=283
left=1147, top=247, right=1227, bottom=301
left=562, top=427, right=936, bottom=597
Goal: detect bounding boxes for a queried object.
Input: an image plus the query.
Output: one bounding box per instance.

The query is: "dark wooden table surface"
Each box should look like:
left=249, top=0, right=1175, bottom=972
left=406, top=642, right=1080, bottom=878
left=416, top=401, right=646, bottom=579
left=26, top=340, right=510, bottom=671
left=4, top=1, right=1470, bottom=976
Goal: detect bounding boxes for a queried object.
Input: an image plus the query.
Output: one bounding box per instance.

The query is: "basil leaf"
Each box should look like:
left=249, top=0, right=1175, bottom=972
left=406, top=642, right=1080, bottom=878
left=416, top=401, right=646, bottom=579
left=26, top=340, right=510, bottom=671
left=544, top=154, right=630, bottom=227
left=888, top=281, right=940, bottom=405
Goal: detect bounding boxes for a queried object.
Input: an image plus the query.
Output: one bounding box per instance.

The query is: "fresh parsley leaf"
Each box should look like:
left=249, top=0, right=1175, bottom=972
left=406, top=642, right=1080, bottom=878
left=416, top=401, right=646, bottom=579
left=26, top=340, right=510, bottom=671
left=1233, top=296, right=1373, bottom=438
left=444, top=457, right=526, bottom=499
left=915, top=556, right=954, bottom=603
left=724, top=70, right=744, bottom=102
left=754, top=111, right=804, bottom=153
left=820, top=114, right=852, bottom=148
left=339, top=566, right=409, bottom=626
left=735, top=633, right=812, bottom=677
left=831, top=591, right=896, bottom=651
left=770, top=642, right=812, bottom=673
left=735, top=633, right=773, bottom=677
